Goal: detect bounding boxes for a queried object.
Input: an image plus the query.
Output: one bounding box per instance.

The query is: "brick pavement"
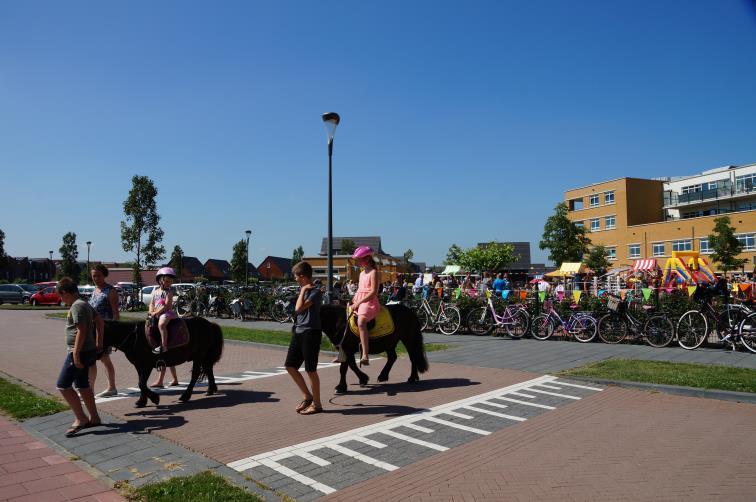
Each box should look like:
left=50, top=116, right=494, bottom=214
left=0, top=416, right=122, bottom=502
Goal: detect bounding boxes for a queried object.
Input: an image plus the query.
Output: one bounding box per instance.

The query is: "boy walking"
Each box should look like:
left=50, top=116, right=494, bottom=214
left=55, top=277, right=103, bottom=436
left=285, top=262, right=323, bottom=415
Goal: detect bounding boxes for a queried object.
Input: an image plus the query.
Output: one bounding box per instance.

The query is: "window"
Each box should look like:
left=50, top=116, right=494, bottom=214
left=737, top=233, right=755, bottom=251
left=589, top=194, right=600, bottom=207
left=606, top=247, right=617, bottom=261
left=672, top=239, right=693, bottom=252
left=628, top=244, right=640, bottom=258
left=574, top=221, right=584, bottom=229
left=736, top=174, right=756, bottom=192
left=605, top=215, right=616, bottom=229
left=604, top=191, right=615, bottom=204
left=681, top=184, right=702, bottom=194
left=738, top=201, right=756, bottom=211
left=708, top=181, right=718, bottom=190
left=652, top=242, right=665, bottom=257
left=699, top=238, right=711, bottom=254
left=568, top=198, right=583, bottom=211
left=590, top=218, right=600, bottom=231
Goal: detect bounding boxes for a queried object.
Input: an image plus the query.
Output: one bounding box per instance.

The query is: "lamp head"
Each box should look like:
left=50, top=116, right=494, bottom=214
left=321, top=112, right=340, bottom=142
left=245, top=230, right=252, bottom=238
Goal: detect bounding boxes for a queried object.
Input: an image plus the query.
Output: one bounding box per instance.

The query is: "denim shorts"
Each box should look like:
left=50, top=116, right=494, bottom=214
left=56, top=350, right=97, bottom=390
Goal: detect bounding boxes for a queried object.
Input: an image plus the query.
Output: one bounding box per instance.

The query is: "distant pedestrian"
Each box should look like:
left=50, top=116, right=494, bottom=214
left=88, top=264, right=119, bottom=398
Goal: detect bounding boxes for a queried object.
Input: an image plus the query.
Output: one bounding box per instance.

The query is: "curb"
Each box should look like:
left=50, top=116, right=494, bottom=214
left=562, top=376, right=756, bottom=405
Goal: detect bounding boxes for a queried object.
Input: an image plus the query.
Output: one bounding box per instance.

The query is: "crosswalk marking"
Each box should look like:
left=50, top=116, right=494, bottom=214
left=493, top=396, right=556, bottom=410
left=401, top=423, right=435, bottom=433
left=528, top=388, right=581, bottom=400
left=440, top=410, right=475, bottom=420
left=258, top=458, right=336, bottom=495
left=463, top=405, right=526, bottom=422
left=327, top=443, right=399, bottom=471
left=422, top=416, right=491, bottom=435
left=536, top=383, right=564, bottom=390
left=553, top=380, right=604, bottom=392
left=296, top=451, right=331, bottom=467
left=509, top=391, right=537, bottom=398
left=379, top=429, right=448, bottom=451
left=350, top=436, right=387, bottom=449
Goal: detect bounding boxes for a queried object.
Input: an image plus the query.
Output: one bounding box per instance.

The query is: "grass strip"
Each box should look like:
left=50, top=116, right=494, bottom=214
left=558, top=359, right=756, bottom=394
left=1, top=305, right=66, bottom=310
left=0, top=377, right=67, bottom=420
left=127, top=471, right=264, bottom=502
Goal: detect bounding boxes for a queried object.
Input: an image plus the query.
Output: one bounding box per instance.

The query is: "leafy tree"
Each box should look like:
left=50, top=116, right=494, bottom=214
left=120, top=175, right=166, bottom=286
left=539, top=202, right=591, bottom=267
left=59, top=232, right=79, bottom=279
left=292, top=245, right=304, bottom=265
left=340, top=239, right=356, bottom=255
left=444, top=244, right=464, bottom=265
left=78, top=266, right=91, bottom=285
left=169, top=245, right=184, bottom=278
left=230, top=239, right=247, bottom=284
left=584, top=245, right=610, bottom=276
left=0, top=229, right=6, bottom=269
left=403, top=248, right=414, bottom=264
left=456, top=242, right=518, bottom=273
left=708, top=216, right=748, bottom=276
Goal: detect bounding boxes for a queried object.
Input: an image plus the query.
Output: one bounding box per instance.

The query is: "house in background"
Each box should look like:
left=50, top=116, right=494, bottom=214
left=204, top=259, right=232, bottom=282
left=257, top=256, right=293, bottom=280
left=175, top=256, right=205, bottom=281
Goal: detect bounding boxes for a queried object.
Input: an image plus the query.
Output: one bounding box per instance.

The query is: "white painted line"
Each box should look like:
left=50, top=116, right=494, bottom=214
left=536, top=383, right=564, bottom=390
left=401, top=423, right=435, bottom=434
left=463, top=405, right=526, bottom=422
left=479, top=400, right=509, bottom=410
left=258, top=458, right=336, bottom=494
left=422, top=417, right=490, bottom=435
left=492, top=397, right=555, bottom=410
left=350, top=436, right=387, bottom=449
left=508, top=391, right=537, bottom=399
left=379, top=429, right=448, bottom=451
left=528, top=388, right=581, bottom=400
left=327, top=444, right=398, bottom=471
left=549, top=379, right=604, bottom=392
left=243, top=371, right=276, bottom=375
left=296, top=451, right=331, bottom=467
left=227, top=459, right=261, bottom=471
left=438, top=410, right=475, bottom=420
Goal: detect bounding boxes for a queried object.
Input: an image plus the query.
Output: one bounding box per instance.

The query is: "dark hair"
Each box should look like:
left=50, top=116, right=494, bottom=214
left=56, top=277, right=78, bottom=295
left=93, top=264, right=109, bottom=277
left=292, top=261, right=313, bottom=279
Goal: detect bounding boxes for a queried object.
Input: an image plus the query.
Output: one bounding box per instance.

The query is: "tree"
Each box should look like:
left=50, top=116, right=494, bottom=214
left=169, top=245, right=184, bottom=278
left=59, top=232, right=79, bottom=279
left=0, top=228, right=6, bottom=267
left=539, top=202, right=591, bottom=267
left=444, top=244, right=464, bottom=265
left=78, top=266, right=91, bottom=285
left=403, top=249, right=414, bottom=265
left=708, top=216, right=748, bottom=276
left=340, top=239, right=356, bottom=255
left=292, top=245, right=304, bottom=265
left=584, top=245, right=610, bottom=276
left=120, top=175, right=166, bottom=286
left=456, top=242, right=518, bottom=274
left=230, top=239, right=247, bottom=283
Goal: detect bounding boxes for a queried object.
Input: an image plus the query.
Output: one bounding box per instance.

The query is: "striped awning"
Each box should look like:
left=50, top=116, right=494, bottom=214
left=632, top=259, right=658, bottom=271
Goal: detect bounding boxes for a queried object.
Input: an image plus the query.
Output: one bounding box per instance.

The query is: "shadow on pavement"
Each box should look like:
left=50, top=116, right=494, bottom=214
left=342, top=377, right=481, bottom=397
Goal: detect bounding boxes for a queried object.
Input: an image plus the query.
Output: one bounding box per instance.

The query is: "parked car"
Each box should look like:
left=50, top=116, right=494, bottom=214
left=17, top=284, right=40, bottom=303
left=78, top=285, right=95, bottom=301
left=140, top=285, right=157, bottom=307
left=34, top=281, right=57, bottom=290
left=29, top=287, right=64, bottom=306
left=0, top=284, right=25, bottom=304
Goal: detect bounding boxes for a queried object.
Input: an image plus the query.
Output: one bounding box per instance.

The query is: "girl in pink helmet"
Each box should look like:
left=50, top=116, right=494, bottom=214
left=350, top=246, right=380, bottom=365
left=150, top=267, right=178, bottom=354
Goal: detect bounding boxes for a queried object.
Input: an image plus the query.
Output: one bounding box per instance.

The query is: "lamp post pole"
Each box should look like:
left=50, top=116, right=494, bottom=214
left=245, top=230, right=252, bottom=287
left=49, top=250, right=53, bottom=280
left=322, top=112, right=340, bottom=302
left=86, top=241, right=91, bottom=282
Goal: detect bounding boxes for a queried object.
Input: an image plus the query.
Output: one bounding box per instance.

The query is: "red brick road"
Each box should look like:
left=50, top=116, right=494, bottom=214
left=0, top=416, right=122, bottom=502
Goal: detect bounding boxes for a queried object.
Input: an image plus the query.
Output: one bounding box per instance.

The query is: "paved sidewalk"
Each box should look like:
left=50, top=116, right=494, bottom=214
left=0, top=416, right=122, bottom=502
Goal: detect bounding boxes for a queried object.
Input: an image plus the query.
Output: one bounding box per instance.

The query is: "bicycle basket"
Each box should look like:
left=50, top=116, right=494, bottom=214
left=606, top=295, right=627, bottom=313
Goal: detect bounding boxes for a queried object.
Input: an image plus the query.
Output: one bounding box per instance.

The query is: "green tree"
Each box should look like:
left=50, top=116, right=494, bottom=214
left=539, top=202, right=591, bottom=267
left=0, top=228, right=6, bottom=269
left=583, top=245, right=611, bottom=276
left=708, top=216, right=748, bottom=276
left=169, top=245, right=184, bottom=278
left=120, top=175, right=166, bottom=286
left=59, top=232, right=79, bottom=279
left=78, top=266, right=91, bottom=285
left=230, top=239, right=247, bottom=284
left=340, top=239, right=356, bottom=255
left=292, top=245, right=304, bottom=265
left=403, top=248, right=414, bottom=265
left=444, top=244, right=464, bottom=265
left=456, top=242, right=518, bottom=273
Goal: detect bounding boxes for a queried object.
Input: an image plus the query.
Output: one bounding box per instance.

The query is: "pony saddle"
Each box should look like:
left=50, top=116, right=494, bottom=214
left=145, top=318, right=190, bottom=350
left=348, top=307, right=395, bottom=339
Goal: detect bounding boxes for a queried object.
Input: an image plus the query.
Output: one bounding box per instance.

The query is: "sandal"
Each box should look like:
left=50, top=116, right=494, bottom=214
left=295, top=399, right=313, bottom=413
left=169, top=381, right=180, bottom=387
left=65, top=422, right=89, bottom=437
left=359, top=357, right=370, bottom=367
left=150, top=383, right=165, bottom=389
left=299, top=404, right=323, bottom=415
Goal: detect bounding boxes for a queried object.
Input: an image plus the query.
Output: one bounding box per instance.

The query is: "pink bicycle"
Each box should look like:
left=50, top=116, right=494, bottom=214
left=466, top=291, right=530, bottom=337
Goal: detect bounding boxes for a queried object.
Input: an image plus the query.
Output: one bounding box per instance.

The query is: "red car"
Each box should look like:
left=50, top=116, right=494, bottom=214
left=30, top=287, right=65, bottom=306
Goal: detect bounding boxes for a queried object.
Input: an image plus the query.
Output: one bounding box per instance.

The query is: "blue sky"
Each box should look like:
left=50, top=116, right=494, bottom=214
left=2, top=1, right=755, bottom=267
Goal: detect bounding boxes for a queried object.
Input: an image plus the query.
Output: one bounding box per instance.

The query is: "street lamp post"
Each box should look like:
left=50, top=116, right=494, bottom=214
left=86, top=241, right=92, bottom=282
left=322, top=112, right=340, bottom=302
left=245, top=230, right=252, bottom=287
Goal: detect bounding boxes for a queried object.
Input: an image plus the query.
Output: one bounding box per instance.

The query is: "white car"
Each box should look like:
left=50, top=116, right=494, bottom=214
left=140, top=285, right=157, bottom=307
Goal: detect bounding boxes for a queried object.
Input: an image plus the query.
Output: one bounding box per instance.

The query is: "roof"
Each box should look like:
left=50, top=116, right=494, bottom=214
left=204, top=259, right=231, bottom=276
left=260, top=256, right=293, bottom=274
left=319, top=236, right=384, bottom=256
left=180, top=257, right=205, bottom=276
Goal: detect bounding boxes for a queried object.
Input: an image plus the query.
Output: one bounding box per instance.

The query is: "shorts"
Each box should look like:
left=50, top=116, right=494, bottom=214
left=285, top=328, right=322, bottom=373
left=96, top=346, right=113, bottom=359
left=56, top=350, right=97, bottom=390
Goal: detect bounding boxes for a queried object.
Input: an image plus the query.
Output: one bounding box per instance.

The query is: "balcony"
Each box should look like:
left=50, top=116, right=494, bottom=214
left=664, top=183, right=756, bottom=209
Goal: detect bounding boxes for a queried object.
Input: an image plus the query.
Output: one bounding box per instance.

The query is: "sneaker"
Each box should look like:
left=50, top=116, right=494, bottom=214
left=96, top=389, right=118, bottom=398
left=152, top=346, right=163, bottom=355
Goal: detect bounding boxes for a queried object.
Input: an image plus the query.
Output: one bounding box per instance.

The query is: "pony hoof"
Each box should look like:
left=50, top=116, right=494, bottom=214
left=359, top=377, right=370, bottom=387
left=407, top=377, right=419, bottom=384
left=149, top=394, right=160, bottom=405
left=178, top=394, right=190, bottom=403
left=377, top=374, right=388, bottom=383
left=334, top=386, right=347, bottom=395
left=134, top=400, right=147, bottom=408
left=205, top=389, right=217, bottom=396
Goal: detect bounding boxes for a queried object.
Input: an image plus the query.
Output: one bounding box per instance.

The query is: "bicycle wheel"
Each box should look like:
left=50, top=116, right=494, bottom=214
left=505, top=309, right=530, bottom=339
left=572, top=315, right=598, bottom=343
left=737, top=312, right=756, bottom=354
left=175, top=297, right=190, bottom=318
left=415, top=306, right=430, bottom=331
left=676, top=310, right=708, bottom=349
left=270, top=301, right=288, bottom=323
left=437, top=306, right=461, bottom=335
left=466, top=307, right=493, bottom=336
left=643, top=314, right=674, bottom=348
left=530, top=314, right=554, bottom=340
left=597, top=313, right=628, bottom=344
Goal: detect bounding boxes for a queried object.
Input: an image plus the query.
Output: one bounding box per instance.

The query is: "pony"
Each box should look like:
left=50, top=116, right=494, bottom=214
left=103, top=318, right=224, bottom=407
left=320, top=304, right=429, bottom=394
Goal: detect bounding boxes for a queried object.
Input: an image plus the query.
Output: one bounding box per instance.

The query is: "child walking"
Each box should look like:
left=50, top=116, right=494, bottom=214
left=285, top=261, right=324, bottom=415
left=150, top=267, right=178, bottom=354
left=350, top=246, right=381, bottom=365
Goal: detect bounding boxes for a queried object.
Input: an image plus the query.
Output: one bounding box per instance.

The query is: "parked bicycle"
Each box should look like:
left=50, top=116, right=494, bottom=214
left=270, top=292, right=296, bottom=323
left=415, top=294, right=461, bottom=335
left=677, top=281, right=753, bottom=350
left=531, top=298, right=597, bottom=342
left=466, top=290, right=530, bottom=338
left=597, top=295, right=675, bottom=347
left=175, top=293, right=206, bottom=318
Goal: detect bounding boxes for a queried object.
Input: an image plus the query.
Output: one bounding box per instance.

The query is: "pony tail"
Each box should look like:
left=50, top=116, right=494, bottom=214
left=408, top=312, right=429, bottom=374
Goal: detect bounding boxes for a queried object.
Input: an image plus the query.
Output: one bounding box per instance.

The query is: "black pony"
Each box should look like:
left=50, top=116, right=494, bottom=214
left=320, top=304, right=429, bottom=394
left=103, top=318, right=224, bottom=407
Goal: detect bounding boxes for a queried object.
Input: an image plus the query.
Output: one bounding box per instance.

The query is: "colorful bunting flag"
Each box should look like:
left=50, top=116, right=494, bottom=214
left=501, top=290, right=510, bottom=300
left=573, top=290, right=582, bottom=302
left=733, top=283, right=739, bottom=292
left=642, top=288, right=652, bottom=300
left=520, top=291, right=527, bottom=301
left=557, top=291, right=565, bottom=301
left=620, top=291, right=626, bottom=300
left=740, top=283, right=751, bottom=292
left=454, top=288, right=461, bottom=300
left=538, top=291, right=546, bottom=302
left=687, top=286, right=697, bottom=297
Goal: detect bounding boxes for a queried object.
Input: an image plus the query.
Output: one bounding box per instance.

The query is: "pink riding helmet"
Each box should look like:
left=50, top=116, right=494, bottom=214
left=155, top=267, right=177, bottom=280
left=352, top=246, right=374, bottom=259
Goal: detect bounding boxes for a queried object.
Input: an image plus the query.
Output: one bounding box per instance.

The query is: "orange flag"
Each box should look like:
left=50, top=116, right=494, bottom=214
left=739, top=283, right=751, bottom=292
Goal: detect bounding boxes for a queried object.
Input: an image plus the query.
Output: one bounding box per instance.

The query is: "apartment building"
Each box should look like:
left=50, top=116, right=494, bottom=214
left=564, top=163, right=756, bottom=271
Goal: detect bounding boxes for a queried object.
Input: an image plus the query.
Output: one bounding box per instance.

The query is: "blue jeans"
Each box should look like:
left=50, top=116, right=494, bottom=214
left=56, top=350, right=97, bottom=390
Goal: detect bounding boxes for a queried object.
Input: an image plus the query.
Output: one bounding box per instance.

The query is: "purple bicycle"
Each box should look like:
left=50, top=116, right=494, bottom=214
left=466, top=291, right=530, bottom=337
